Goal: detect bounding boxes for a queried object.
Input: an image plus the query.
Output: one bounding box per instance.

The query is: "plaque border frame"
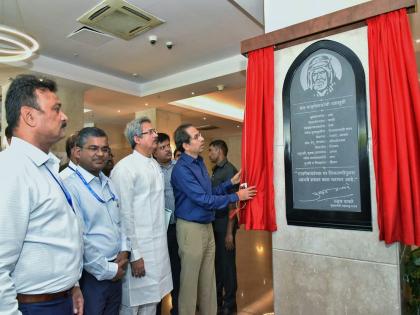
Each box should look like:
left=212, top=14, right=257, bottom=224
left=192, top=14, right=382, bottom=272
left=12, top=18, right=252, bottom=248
left=283, top=39, right=372, bottom=231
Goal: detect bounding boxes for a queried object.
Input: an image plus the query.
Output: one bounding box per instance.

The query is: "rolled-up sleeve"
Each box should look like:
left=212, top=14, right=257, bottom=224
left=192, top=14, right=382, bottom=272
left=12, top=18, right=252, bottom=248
left=172, top=165, right=238, bottom=211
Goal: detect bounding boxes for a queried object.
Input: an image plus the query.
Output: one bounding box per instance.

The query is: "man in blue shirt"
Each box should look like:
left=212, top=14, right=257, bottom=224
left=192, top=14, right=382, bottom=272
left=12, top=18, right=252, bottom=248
left=171, top=124, right=256, bottom=315
left=64, top=127, right=129, bottom=315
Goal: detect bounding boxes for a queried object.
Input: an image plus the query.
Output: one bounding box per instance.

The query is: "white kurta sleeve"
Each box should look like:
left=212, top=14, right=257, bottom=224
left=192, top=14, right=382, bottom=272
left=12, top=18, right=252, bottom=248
left=111, top=162, right=144, bottom=261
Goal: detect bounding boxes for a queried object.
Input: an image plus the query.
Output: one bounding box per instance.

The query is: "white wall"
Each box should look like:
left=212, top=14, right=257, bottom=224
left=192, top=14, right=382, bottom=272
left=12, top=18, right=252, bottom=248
left=264, top=0, right=370, bottom=33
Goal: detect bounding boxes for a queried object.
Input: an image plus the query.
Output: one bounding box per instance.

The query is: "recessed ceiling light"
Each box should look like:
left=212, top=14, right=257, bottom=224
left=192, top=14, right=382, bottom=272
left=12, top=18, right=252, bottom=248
left=236, top=125, right=240, bottom=128
left=117, top=109, right=121, bottom=113
left=416, top=39, right=420, bottom=44
left=191, top=92, right=195, bottom=95
left=203, top=117, right=207, bottom=120
left=145, top=103, right=149, bottom=106
left=84, top=108, right=92, bottom=113
left=132, top=73, right=138, bottom=77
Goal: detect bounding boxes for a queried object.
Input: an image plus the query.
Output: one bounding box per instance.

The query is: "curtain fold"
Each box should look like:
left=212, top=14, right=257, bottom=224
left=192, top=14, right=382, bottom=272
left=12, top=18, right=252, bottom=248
left=368, top=9, right=420, bottom=245
left=240, top=46, right=277, bottom=231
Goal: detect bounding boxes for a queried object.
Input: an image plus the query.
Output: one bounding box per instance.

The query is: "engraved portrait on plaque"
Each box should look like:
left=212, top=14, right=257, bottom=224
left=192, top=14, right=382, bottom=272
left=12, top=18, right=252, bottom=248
left=283, top=40, right=372, bottom=230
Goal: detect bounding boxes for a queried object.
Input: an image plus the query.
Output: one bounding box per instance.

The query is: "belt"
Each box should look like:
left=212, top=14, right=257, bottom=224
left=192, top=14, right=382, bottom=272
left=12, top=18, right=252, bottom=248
left=17, top=288, right=73, bottom=304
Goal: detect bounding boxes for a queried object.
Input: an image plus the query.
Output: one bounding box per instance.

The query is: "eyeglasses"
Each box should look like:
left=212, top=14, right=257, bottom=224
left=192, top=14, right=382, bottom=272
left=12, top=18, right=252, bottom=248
left=82, top=146, right=110, bottom=154
left=139, top=128, right=158, bottom=136
left=191, top=132, right=202, bottom=140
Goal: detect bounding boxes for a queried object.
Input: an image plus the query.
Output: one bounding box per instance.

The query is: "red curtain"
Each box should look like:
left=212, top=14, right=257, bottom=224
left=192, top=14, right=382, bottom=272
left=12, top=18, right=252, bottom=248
left=368, top=9, right=420, bottom=245
left=240, top=46, right=277, bottom=231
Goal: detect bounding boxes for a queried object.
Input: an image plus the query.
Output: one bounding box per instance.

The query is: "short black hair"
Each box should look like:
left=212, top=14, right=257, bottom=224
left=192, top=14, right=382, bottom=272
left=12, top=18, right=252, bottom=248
left=157, top=132, right=170, bottom=144
left=209, top=139, right=228, bottom=156
left=5, top=125, right=12, bottom=140
left=174, top=148, right=180, bottom=157
left=174, top=123, right=193, bottom=153
left=65, top=133, right=79, bottom=158
left=76, top=127, right=107, bottom=147
left=5, top=74, right=57, bottom=132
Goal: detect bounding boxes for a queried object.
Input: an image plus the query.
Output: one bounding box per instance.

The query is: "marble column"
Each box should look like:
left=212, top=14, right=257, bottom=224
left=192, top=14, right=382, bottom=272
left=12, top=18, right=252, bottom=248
left=1, top=74, right=84, bottom=158
left=135, top=108, right=182, bottom=149
left=50, top=83, right=85, bottom=162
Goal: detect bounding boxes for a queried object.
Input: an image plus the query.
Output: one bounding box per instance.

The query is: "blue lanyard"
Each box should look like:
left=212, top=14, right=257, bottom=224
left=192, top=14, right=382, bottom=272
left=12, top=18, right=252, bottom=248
left=44, top=165, right=73, bottom=209
left=68, top=165, right=76, bottom=172
left=74, top=169, right=116, bottom=204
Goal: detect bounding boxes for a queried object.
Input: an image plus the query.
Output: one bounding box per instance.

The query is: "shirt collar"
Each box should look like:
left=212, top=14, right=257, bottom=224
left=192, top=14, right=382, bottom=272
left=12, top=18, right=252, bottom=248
left=159, top=159, right=176, bottom=170
left=181, top=152, right=203, bottom=164
left=10, top=136, right=59, bottom=168
left=216, top=158, right=228, bottom=168
left=69, top=160, right=77, bottom=169
left=76, top=165, right=108, bottom=187
left=133, top=149, right=152, bottom=161
left=213, top=158, right=228, bottom=171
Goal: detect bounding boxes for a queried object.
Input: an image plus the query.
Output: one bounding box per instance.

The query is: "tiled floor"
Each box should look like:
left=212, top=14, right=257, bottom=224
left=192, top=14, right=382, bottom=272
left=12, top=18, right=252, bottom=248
left=161, top=228, right=274, bottom=315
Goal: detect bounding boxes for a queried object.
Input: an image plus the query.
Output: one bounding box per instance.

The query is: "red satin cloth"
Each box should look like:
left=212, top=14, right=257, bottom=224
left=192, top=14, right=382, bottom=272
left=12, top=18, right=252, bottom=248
left=368, top=9, right=420, bottom=245
left=240, top=46, right=277, bottom=231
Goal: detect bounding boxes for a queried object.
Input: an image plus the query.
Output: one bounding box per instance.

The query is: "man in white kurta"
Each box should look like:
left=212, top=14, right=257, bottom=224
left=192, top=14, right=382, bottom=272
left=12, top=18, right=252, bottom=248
left=111, top=117, right=172, bottom=315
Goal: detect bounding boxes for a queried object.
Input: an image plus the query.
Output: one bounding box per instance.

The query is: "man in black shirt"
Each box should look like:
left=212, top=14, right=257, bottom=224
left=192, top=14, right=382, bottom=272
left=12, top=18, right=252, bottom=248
left=208, top=140, right=238, bottom=315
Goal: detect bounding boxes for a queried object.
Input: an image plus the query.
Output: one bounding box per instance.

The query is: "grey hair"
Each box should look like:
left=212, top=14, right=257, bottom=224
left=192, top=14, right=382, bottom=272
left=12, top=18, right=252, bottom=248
left=125, top=116, right=151, bottom=149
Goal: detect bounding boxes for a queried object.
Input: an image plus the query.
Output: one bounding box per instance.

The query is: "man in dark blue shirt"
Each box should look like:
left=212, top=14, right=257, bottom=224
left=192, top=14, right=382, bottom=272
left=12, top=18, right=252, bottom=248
left=171, top=124, right=256, bottom=315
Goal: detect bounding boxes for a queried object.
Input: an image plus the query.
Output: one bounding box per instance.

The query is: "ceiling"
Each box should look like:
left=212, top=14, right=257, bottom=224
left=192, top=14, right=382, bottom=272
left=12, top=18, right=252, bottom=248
left=0, top=0, right=419, bottom=134
left=0, top=0, right=263, bottom=132
left=1, top=0, right=262, bottom=82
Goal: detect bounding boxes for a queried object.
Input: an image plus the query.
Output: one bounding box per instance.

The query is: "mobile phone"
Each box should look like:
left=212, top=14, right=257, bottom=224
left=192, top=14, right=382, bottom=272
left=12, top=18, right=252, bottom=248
left=239, top=183, right=248, bottom=189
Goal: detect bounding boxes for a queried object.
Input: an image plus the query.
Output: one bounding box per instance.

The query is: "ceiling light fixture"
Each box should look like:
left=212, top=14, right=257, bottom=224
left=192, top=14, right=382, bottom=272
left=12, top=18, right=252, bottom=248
left=416, top=39, right=420, bottom=44
left=0, top=0, right=40, bottom=63
left=191, top=92, right=195, bottom=95
left=0, top=24, right=39, bottom=62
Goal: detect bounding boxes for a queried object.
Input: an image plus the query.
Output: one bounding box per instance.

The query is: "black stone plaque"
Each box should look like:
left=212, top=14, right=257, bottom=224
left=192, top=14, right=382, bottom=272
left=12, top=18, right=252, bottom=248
left=283, top=40, right=372, bottom=230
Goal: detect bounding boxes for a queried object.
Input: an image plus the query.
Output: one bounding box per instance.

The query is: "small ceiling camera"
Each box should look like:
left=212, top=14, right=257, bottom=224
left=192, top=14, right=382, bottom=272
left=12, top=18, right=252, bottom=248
left=149, top=35, right=157, bottom=45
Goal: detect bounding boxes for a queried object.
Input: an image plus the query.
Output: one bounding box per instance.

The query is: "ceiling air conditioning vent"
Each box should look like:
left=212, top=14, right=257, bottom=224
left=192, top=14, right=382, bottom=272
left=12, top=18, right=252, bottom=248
left=89, top=6, right=111, bottom=20
left=77, top=0, right=164, bottom=41
left=121, top=6, right=150, bottom=21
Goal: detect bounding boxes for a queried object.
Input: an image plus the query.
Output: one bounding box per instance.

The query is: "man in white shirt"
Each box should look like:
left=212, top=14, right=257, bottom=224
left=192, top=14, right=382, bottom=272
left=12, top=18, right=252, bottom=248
left=0, top=74, right=84, bottom=315
left=111, top=117, right=172, bottom=315
left=64, top=127, right=129, bottom=315
left=60, top=133, right=79, bottom=179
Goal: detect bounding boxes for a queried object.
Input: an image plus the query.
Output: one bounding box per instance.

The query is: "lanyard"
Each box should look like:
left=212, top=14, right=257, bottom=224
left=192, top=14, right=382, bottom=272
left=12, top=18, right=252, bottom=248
left=74, top=169, right=116, bottom=204
left=44, top=165, right=73, bottom=209
left=68, top=165, right=76, bottom=172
